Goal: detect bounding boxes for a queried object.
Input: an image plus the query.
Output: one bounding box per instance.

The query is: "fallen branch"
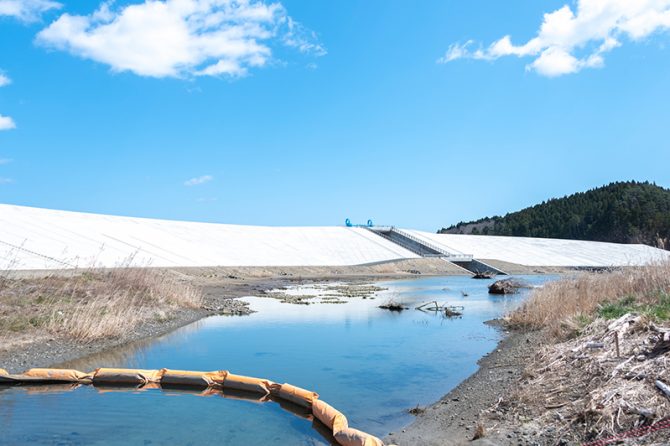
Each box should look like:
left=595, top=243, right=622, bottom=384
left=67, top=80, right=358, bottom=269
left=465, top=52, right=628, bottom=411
left=656, top=380, right=670, bottom=399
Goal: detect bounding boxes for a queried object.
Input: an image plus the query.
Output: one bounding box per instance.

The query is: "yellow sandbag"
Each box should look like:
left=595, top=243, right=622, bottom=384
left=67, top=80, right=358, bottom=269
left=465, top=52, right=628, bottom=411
left=271, top=382, right=319, bottom=408
left=222, top=372, right=272, bottom=394
left=23, top=368, right=91, bottom=383
left=312, top=399, right=348, bottom=433
left=334, top=427, right=384, bottom=446
left=160, top=369, right=226, bottom=387
left=92, top=368, right=164, bottom=385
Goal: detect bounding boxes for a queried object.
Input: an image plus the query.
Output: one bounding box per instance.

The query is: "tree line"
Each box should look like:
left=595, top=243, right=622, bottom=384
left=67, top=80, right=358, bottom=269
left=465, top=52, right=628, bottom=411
left=439, top=181, right=670, bottom=250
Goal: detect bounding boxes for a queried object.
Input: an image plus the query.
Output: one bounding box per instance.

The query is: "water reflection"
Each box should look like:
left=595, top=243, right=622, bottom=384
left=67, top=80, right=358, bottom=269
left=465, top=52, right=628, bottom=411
left=0, top=382, right=336, bottom=445
left=1, top=275, right=558, bottom=444
left=57, top=319, right=208, bottom=372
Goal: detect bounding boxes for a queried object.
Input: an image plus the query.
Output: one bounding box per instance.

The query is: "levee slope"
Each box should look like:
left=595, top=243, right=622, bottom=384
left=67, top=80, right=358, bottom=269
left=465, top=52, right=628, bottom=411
left=0, top=204, right=418, bottom=270
left=403, top=231, right=670, bottom=267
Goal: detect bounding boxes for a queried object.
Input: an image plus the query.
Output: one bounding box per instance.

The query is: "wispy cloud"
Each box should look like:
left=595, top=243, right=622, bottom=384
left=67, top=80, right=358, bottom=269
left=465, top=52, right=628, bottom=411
left=439, top=0, right=670, bottom=77
left=0, top=0, right=61, bottom=22
left=184, top=174, right=213, bottom=186
left=0, top=177, right=13, bottom=184
left=36, top=0, right=325, bottom=79
left=0, top=158, right=12, bottom=165
left=283, top=17, right=327, bottom=56
left=196, top=197, right=218, bottom=202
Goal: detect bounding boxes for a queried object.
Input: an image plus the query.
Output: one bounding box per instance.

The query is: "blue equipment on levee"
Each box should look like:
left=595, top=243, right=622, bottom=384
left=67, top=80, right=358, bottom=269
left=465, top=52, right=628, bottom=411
left=345, top=218, right=374, bottom=228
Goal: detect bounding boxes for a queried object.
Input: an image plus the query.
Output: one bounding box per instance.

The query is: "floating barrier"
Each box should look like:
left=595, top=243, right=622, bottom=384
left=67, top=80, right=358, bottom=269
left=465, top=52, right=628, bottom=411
left=0, top=367, right=388, bottom=446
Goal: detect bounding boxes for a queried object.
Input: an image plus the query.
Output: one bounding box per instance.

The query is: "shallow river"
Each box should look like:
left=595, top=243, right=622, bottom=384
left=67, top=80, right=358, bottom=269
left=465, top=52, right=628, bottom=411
left=0, top=275, right=556, bottom=445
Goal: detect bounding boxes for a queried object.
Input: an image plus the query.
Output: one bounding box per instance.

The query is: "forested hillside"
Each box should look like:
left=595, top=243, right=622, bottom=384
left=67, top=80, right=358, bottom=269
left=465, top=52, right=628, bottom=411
left=439, top=181, right=670, bottom=250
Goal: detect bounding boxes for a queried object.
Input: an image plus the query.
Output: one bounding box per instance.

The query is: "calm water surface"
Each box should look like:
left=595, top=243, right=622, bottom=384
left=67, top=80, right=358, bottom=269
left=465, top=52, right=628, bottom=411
left=0, top=275, right=556, bottom=445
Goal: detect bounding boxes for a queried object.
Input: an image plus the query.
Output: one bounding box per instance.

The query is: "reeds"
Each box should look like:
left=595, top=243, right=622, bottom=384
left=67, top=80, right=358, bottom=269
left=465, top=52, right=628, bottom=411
left=0, top=267, right=202, bottom=343
left=507, top=262, right=670, bottom=339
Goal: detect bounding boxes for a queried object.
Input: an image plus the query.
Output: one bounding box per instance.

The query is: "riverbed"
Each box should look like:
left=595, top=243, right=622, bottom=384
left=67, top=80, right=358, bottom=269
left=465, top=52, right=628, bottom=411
left=0, top=275, right=556, bottom=445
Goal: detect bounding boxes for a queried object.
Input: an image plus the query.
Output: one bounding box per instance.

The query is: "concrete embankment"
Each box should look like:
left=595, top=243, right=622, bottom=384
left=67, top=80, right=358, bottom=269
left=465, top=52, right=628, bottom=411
left=2, top=203, right=669, bottom=272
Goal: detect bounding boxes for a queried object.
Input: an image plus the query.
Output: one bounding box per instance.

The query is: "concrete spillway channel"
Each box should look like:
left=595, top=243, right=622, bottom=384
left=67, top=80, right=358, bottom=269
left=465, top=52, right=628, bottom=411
left=367, top=227, right=506, bottom=275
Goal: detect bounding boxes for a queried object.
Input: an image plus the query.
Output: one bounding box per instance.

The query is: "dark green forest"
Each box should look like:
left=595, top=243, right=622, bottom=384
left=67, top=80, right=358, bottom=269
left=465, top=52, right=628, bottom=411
left=439, top=181, right=670, bottom=250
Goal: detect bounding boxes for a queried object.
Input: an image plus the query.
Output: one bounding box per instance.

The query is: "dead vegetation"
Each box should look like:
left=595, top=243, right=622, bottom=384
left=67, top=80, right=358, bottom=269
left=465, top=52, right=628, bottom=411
left=0, top=268, right=202, bottom=345
left=485, top=314, right=670, bottom=444
left=478, top=262, right=670, bottom=444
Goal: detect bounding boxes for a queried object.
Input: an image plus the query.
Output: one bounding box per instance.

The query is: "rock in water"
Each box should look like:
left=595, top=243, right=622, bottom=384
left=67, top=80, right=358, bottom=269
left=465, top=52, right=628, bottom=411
left=488, top=279, right=528, bottom=295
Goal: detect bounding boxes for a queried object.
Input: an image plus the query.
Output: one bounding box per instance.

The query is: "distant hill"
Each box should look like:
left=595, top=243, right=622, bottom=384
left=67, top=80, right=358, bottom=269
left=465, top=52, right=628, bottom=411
left=439, top=181, right=670, bottom=250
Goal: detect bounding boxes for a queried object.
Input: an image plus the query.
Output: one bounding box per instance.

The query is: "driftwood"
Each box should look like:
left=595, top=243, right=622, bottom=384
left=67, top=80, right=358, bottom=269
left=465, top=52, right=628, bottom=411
left=416, top=301, right=464, bottom=317
left=656, top=380, right=670, bottom=399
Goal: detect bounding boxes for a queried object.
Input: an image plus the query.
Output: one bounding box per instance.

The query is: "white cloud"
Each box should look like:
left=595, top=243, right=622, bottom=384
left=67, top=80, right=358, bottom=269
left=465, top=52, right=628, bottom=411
left=0, top=177, right=13, bottom=184
left=184, top=174, right=213, bottom=186
left=36, top=0, right=325, bottom=78
left=0, top=72, right=10, bottom=87
left=0, top=71, right=14, bottom=130
left=0, top=158, right=11, bottom=165
left=0, top=115, right=16, bottom=130
left=440, top=0, right=670, bottom=77
left=0, top=0, right=61, bottom=22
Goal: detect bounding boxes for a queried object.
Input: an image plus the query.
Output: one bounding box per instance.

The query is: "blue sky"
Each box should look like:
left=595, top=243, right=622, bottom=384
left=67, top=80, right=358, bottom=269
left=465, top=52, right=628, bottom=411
left=1, top=0, right=669, bottom=230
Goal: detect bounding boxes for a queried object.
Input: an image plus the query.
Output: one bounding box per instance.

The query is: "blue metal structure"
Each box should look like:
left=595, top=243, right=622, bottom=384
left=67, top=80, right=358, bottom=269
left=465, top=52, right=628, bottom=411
left=345, top=218, right=374, bottom=228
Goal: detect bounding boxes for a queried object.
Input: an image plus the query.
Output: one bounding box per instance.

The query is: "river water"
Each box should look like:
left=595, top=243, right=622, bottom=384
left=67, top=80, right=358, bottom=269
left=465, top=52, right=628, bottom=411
left=0, top=275, right=556, bottom=445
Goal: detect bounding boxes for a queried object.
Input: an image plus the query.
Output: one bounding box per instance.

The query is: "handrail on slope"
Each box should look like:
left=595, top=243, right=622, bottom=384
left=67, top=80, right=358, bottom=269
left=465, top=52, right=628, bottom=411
left=388, top=228, right=473, bottom=262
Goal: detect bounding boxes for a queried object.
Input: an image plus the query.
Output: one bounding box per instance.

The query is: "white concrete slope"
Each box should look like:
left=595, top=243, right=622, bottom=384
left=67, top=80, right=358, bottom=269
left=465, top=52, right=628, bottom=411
left=2, top=204, right=669, bottom=270
left=0, top=204, right=418, bottom=270
left=405, top=230, right=670, bottom=267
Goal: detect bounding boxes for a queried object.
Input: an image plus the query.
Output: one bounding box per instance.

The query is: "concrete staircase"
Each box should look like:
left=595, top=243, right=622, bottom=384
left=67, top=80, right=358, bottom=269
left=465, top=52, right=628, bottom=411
left=368, top=227, right=506, bottom=275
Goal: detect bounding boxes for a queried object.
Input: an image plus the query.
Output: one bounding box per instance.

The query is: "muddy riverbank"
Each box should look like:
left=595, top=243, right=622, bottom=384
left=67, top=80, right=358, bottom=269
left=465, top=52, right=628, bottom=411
left=386, top=324, right=544, bottom=446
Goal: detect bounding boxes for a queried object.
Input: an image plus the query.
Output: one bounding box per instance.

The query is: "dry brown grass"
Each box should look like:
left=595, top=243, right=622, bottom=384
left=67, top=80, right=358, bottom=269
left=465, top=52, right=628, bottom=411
left=506, top=262, right=670, bottom=339
left=477, top=264, right=670, bottom=444
left=492, top=315, right=670, bottom=444
left=0, top=268, right=202, bottom=344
